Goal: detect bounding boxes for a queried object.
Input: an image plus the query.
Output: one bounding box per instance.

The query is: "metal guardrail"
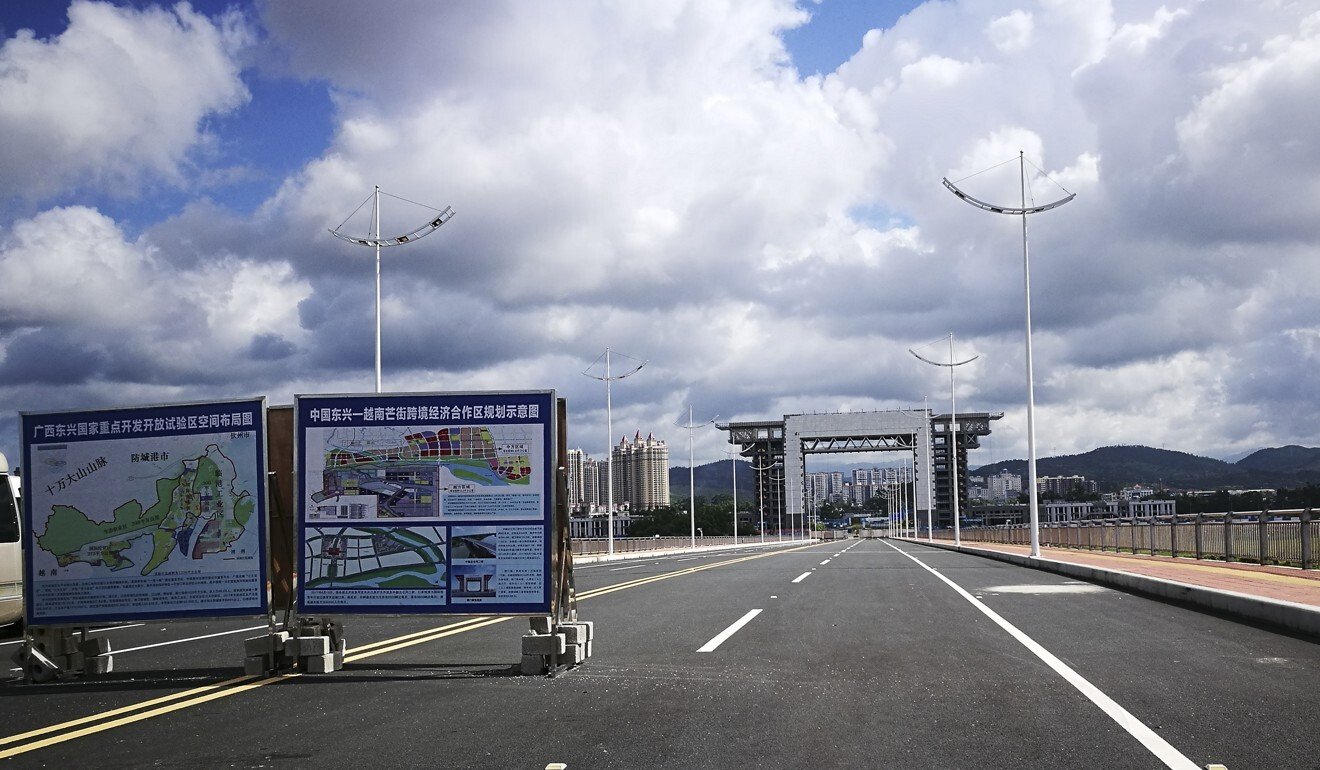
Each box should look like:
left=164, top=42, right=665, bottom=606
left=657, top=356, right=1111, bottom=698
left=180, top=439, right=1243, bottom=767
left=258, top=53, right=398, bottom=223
left=572, top=535, right=806, bottom=555
left=936, top=508, right=1317, bottom=569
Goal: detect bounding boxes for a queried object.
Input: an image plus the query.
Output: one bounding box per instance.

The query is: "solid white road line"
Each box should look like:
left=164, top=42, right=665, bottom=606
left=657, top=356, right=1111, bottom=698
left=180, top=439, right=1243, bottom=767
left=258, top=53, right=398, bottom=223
left=697, top=609, right=763, bottom=653
left=108, top=625, right=270, bottom=656
left=791, top=572, right=811, bottom=583
left=609, top=564, right=645, bottom=571
left=880, top=540, right=1199, bottom=770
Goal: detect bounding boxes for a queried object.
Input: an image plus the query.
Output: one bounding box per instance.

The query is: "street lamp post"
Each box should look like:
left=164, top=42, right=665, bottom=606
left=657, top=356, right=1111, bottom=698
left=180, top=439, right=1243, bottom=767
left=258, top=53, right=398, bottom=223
left=329, top=187, right=455, bottom=393
left=923, top=396, right=935, bottom=542
left=750, top=459, right=779, bottom=544
left=677, top=406, right=717, bottom=548
left=912, top=334, right=978, bottom=547
left=583, top=348, right=646, bottom=556
left=772, top=467, right=785, bottom=541
left=725, top=447, right=740, bottom=545
left=944, top=151, right=1075, bottom=557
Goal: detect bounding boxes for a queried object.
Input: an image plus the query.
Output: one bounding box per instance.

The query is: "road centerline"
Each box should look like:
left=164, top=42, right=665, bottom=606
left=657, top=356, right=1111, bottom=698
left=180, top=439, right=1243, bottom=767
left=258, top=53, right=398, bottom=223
left=792, top=572, right=811, bottom=583
left=0, top=542, right=826, bottom=759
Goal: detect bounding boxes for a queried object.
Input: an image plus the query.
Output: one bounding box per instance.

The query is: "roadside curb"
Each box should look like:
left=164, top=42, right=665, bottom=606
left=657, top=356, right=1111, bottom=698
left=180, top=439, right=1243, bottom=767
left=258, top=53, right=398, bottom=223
left=573, top=539, right=816, bottom=565
left=901, top=538, right=1320, bottom=640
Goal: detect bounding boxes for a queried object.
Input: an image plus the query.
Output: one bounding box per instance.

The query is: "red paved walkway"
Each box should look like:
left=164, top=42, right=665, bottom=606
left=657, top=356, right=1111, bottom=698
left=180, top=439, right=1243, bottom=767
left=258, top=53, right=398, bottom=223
left=938, top=540, right=1320, bottom=609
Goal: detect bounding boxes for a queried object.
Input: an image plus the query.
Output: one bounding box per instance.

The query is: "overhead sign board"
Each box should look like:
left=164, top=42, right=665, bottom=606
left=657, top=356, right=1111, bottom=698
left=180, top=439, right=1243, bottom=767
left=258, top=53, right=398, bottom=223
left=21, top=399, right=269, bottom=625
left=295, top=391, right=555, bottom=615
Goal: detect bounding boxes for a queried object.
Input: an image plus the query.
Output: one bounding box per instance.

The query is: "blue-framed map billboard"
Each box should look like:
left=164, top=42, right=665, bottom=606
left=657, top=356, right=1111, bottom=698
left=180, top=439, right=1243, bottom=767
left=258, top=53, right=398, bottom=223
left=21, top=398, right=269, bottom=625
left=295, top=390, right=556, bottom=615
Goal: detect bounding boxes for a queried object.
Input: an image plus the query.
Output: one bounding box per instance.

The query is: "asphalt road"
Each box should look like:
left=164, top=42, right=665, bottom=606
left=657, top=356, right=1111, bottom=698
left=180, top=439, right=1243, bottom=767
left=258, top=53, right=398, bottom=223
left=2, top=539, right=1318, bottom=769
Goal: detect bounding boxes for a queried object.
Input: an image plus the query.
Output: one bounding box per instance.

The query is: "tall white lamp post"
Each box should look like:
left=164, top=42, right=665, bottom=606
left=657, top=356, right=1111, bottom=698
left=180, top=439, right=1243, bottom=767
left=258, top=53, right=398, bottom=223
left=912, top=333, right=978, bottom=547
left=583, top=348, right=646, bottom=556
left=330, top=187, right=455, bottom=393
left=676, top=405, right=717, bottom=548
left=944, top=151, right=1075, bottom=557
left=724, top=447, right=740, bottom=545
left=750, top=459, right=779, bottom=544
left=923, top=397, right=935, bottom=542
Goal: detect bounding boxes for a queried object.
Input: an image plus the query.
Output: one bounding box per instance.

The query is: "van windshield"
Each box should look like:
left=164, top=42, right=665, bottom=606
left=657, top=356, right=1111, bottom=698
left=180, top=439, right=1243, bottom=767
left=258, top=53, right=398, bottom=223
left=0, top=475, right=17, bottom=542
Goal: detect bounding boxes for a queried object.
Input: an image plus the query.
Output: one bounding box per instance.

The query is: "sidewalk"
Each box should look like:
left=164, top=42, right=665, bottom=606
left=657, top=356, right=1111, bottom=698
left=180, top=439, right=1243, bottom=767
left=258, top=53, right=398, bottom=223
left=906, top=538, right=1320, bottom=638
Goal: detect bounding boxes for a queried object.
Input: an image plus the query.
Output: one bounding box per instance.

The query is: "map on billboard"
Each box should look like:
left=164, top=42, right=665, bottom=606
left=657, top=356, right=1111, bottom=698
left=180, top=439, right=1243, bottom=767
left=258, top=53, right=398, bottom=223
left=21, top=400, right=268, bottom=624
left=296, top=392, right=554, bottom=615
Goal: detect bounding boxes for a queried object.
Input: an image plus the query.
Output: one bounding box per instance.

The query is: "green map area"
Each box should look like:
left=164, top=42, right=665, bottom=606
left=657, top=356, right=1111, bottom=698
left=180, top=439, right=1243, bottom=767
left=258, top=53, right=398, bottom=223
left=37, top=445, right=254, bottom=576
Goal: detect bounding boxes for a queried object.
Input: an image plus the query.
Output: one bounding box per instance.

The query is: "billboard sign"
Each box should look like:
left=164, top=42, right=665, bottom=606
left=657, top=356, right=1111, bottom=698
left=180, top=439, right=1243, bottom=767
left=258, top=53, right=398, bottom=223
left=21, top=399, right=269, bottom=625
left=295, top=391, right=555, bottom=615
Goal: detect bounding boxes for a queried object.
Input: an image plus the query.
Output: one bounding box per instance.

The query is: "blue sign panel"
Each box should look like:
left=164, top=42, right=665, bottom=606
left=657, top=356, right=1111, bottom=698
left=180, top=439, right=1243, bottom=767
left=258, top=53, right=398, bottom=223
left=295, top=391, right=556, bottom=615
left=21, top=399, right=269, bottom=625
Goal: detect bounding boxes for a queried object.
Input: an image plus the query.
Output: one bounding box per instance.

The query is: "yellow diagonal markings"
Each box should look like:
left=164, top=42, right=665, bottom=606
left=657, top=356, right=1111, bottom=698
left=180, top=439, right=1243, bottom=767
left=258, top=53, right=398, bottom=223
left=0, top=541, right=824, bottom=758
left=344, top=615, right=495, bottom=655
left=344, top=616, right=511, bottom=662
left=0, top=674, right=291, bottom=758
left=0, top=674, right=258, bottom=749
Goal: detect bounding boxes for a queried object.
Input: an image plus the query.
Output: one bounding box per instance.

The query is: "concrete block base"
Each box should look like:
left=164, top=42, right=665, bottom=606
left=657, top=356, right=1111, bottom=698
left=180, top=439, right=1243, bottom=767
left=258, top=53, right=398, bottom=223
left=303, top=653, right=337, bottom=674
left=84, top=654, right=113, bottom=675
left=520, top=653, right=548, bottom=676
left=288, top=636, right=330, bottom=657
left=521, top=632, right=566, bottom=657
left=243, top=631, right=290, bottom=658
left=556, top=622, right=590, bottom=645
left=295, top=636, right=342, bottom=673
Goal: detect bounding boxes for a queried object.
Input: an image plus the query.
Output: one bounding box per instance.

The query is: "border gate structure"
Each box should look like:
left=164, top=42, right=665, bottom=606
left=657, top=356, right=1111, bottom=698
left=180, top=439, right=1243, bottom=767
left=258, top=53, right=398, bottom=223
left=721, top=409, right=1001, bottom=532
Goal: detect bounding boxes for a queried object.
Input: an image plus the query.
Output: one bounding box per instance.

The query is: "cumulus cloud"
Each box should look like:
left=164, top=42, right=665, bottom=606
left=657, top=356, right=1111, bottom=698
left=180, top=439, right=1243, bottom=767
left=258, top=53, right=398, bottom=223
left=0, top=0, right=251, bottom=201
left=0, top=205, right=311, bottom=401
left=2, top=0, right=1320, bottom=471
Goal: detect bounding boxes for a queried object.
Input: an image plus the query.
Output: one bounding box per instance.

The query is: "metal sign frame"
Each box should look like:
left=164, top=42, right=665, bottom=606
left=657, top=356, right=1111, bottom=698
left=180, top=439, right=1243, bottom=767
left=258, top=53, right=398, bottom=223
left=20, top=398, right=270, bottom=626
left=294, top=390, right=557, bottom=616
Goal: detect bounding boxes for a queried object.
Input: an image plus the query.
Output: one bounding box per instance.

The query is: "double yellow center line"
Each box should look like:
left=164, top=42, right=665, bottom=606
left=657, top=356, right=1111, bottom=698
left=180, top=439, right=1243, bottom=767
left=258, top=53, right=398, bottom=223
left=0, top=543, right=821, bottom=758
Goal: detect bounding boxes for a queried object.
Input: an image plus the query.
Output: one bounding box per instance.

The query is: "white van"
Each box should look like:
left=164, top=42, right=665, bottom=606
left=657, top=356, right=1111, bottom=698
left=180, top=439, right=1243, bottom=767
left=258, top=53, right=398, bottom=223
left=0, top=452, right=22, bottom=627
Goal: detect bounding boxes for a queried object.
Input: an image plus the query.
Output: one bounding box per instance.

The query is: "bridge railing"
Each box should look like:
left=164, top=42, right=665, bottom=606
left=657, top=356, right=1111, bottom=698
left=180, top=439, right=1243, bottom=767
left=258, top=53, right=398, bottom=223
left=933, top=508, right=1316, bottom=570
left=572, top=536, right=744, bottom=555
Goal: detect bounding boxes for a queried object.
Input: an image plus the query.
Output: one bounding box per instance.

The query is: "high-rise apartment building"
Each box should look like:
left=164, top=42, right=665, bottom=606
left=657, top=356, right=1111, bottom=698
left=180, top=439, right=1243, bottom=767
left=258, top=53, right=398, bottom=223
left=566, top=449, right=613, bottom=514
left=567, top=449, right=586, bottom=512
left=805, top=472, right=829, bottom=504
left=1038, top=475, right=1098, bottom=497
left=582, top=457, right=602, bottom=512
left=989, top=472, right=1023, bottom=501
left=612, top=431, right=670, bottom=512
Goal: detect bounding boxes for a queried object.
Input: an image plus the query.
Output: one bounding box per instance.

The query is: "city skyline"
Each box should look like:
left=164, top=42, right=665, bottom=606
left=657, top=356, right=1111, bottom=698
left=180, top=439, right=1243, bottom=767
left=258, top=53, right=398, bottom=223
left=1, top=2, right=1318, bottom=470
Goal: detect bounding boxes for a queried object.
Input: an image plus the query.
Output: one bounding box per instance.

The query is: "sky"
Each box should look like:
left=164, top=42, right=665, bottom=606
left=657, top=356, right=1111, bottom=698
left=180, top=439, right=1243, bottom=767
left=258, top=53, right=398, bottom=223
left=1, top=0, right=1318, bottom=473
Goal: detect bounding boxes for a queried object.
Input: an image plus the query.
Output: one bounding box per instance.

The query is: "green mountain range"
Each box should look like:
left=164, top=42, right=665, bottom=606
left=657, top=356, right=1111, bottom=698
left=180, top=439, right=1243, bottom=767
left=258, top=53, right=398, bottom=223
left=971, top=445, right=1320, bottom=491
